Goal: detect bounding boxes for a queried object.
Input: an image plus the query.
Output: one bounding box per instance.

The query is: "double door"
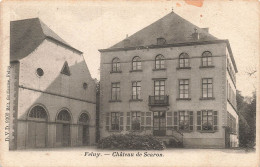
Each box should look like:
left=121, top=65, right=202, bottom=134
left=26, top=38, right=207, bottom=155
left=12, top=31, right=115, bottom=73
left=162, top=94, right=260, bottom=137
left=153, top=111, right=166, bottom=136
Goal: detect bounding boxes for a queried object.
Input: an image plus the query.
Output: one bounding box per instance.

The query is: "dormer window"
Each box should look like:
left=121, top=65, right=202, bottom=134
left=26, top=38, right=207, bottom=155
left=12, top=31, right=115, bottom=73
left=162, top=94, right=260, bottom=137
left=61, top=61, right=71, bottom=76
left=157, top=37, right=166, bottom=45
left=83, top=82, right=88, bottom=90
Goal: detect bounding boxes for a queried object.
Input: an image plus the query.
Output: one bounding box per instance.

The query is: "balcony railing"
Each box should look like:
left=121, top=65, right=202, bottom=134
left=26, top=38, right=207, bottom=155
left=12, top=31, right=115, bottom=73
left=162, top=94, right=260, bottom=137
left=149, top=95, right=169, bottom=106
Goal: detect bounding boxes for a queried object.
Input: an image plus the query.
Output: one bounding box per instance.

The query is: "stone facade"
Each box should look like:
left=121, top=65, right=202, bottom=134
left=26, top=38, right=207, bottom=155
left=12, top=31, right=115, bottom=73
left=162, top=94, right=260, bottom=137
left=99, top=12, right=239, bottom=148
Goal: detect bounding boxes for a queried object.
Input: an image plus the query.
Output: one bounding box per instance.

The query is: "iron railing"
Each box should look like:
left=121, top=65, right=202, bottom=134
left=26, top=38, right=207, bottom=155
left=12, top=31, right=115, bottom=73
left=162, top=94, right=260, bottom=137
left=149, top=95, right=169, bottom=106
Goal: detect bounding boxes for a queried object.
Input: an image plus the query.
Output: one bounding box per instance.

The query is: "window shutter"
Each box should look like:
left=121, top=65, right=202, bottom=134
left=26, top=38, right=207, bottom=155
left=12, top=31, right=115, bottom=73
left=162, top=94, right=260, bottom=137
left=105, top=112, right=110, bottom=131
left=213, top=111, right=218, bottom=130
left=197, top=111, right=201, bottom=130
left=119, top=112, right=124, bottom=131
left=166, top=111, right=173, bottom=130
left=126, top=112, right=131, bottom=131
left=173, top=111, right=178, bottom=130
left=141, top=112, right=145, bottom=130
left=189, top=111, right=193, bottom=131
left=145, top=112, right=152, bottom=130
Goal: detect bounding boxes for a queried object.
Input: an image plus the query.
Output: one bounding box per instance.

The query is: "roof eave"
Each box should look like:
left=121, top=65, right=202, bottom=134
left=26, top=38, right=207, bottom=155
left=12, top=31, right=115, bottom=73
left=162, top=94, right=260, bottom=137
left=46, top=36, right=83, bottom=55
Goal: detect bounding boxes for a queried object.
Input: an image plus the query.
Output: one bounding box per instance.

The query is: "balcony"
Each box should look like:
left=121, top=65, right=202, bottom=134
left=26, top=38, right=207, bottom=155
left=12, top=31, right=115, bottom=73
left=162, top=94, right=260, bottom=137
left=149, top=95, right=169, bottom=106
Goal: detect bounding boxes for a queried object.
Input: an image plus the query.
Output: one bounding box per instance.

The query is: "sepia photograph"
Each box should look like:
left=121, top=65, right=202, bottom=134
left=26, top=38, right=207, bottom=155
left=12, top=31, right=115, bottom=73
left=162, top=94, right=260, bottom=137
left=0, top=0, right=259, bottom=166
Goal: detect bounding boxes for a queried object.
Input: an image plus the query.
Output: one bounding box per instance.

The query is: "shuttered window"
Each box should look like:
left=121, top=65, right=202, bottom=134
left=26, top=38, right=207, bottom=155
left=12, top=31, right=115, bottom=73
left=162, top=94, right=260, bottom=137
left=126, top=112, right=131, bottom=131
left=189, top=111, right=193, bottom=131
left=145, top=112, right=152, bottom=130
left=119, top=112, right=124, bottom=131
left=197, top=111, right=201, bottom=130
left=173, top=111, right=178, bottom=130
left=105, top=113, right=110, bottom=131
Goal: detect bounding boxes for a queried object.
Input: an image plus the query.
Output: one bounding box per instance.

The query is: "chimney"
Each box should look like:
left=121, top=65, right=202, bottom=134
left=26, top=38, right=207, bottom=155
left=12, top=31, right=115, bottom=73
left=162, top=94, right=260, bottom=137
left=157, top=37, right=166, bottom=45
left=123, top=34, right=130, bottom=48
left=202, top=28, right=209, bottom=33
left=192, top=28, right=200, bottom=40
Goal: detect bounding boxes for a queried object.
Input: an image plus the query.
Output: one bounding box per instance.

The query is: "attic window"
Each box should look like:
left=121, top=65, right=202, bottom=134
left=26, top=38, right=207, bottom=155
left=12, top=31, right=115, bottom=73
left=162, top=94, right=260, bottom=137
left=36, top=68, right=44, bottom=77
left=157, top=38, right=166, bottom=45
left=83, top=82, right=88, bottom=89
left=61, top=61, right=71, bottom=76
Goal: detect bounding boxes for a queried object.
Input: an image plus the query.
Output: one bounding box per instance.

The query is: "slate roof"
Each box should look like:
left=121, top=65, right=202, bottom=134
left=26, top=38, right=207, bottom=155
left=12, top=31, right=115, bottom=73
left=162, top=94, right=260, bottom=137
left=10, top=18, right=82, bottom=62
left=109, top=12, right=218, bottom=49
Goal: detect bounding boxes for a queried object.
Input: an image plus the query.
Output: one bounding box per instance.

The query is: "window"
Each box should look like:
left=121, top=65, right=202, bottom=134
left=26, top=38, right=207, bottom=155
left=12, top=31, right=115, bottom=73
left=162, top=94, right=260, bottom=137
left=201, top=51, right=213, bottom=67
left=131, top=111, right=141, bottom=130
left=202, top=110, right=213, bottom=130
left=83, top=82, right=88, bottom=90
left=197, top=110, right=218, bottom=131
left=132, top=56, right=141, bottom=70
left=202, top=78, right=213, bottom=98
left=132, top=81, right=141, bottom=100
left=29, top=105, right=47, bottom=119
left=57, top=109, right=71, bottom=122
left=179, top=53, right=190, bottom=68
left=155, top=54, right=165, bottom=69
left=179, top=111, right=190, bottom=131
left=36, top=68, right=44, bottom=77
left=154, top=80, right=165, bottom=100
left=79, top=113, right=89, bottom=124
left=111, top=112, right=119, bottom=130
left=227, top=112, right=236, bottom=134
left=111, top=83, right=120, bottom=100
left=112, top=58, right=121, bottom=72
left=61, top=61, right=71, bottom=76
left=179, top=79, right=189, bottom=99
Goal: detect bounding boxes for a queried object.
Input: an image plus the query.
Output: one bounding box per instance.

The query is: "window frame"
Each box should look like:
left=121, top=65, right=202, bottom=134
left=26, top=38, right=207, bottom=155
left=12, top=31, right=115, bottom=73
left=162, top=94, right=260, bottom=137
left=112, top=57, right=121, bottom=72
left=111, top=82, right=120, bottom=101
left=111, top=112, right=120, bottom=131
left=201, top=51, right=213, bottom=67
left=179, top=79, right=190, bottom=99
left=202, top=78, right=213, bottom=99
left=131, top=111, right=141, bottom=131
left=201, top=110, right=213, bottom=131
left=155, top=54, right=165, bottom=70
left=132, top=81, right=141, bottom=100
left=154, top=80, right=165, bottom=100
left=179, top=53, right=190, bottom=68
left=132, top=56, right=142, bottom=71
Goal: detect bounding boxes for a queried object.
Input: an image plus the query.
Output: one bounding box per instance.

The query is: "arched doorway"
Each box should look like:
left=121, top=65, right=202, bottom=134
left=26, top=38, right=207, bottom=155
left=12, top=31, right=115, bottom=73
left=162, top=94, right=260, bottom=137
left=27, top=105, right=48, bottom=148
left=56, top=109, right=71, bottom=147
left=78, top=113, right=90, bottom=146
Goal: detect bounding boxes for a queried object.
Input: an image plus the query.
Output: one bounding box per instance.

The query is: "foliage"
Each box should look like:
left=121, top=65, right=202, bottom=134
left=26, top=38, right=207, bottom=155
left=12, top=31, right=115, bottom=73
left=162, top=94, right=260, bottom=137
left=165, top=138, right=183, bottom=148
left=97, top=134, right=165, bottom=150
left=237, top=91, right=256, bottom=148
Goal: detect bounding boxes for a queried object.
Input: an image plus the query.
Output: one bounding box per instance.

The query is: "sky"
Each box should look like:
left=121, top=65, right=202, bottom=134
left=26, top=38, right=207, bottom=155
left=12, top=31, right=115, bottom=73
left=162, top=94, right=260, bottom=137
left=7, top=0, right=259, bottom=97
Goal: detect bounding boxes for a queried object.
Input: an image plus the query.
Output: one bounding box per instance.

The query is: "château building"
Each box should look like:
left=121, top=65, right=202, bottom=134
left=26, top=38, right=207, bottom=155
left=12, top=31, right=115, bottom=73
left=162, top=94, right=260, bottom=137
left=99, top=12, right=238, bottom=148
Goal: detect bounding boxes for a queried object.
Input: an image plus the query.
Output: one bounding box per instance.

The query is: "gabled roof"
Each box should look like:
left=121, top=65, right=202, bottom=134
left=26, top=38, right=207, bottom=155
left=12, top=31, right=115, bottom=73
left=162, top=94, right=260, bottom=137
left=10, top=18, right=82, bottom=62
left=109, top=12, right=218, bottom=49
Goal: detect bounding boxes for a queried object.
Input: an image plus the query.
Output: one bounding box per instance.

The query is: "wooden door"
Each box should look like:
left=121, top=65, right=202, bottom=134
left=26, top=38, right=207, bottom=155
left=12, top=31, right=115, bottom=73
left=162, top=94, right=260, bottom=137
left=82, top=125, right=89, bottom=146
left=153, top=111, right=166, bottom=136
left=35, top=122, right=46, bottom=148
left=27, top=122, right=36, bottom=148
left=62, top=124, right=70, bottom=146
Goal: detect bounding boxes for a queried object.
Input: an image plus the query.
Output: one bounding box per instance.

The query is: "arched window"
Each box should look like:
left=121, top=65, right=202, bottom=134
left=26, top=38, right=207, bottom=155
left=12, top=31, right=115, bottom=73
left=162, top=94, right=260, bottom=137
left=29, top=105, right=47, bottom=119
left=132, top=56, right=141, bottom=70
left=79, top=113, right=89, bottom=125
left=112, top=58, right=121, bottom=72
left=201, top=51, right=213, bottom=67
left=179, top=53, right=190, bottom=68
left=57, top=109, right=71, bottom=122
left=155, top=54, right=165, bottom=69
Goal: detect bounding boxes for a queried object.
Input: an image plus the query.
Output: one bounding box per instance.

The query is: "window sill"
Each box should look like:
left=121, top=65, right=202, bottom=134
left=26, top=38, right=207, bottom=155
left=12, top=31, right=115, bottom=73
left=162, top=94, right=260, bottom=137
left=110, top=71, right=122, bottom=74
left=109, top=100, right=122, bottom=103
left=129, top=70, right=143, bottom=72
left=198, top=130, right=218, bottom=133
left=200, top=97, right=215, bottom=100
left=129, top=99, right=143, bottom=102
left=199, top=65, right=215, bottom=69
left=152, top=68, right=166, bottom=71
left=176, top=98, right=191, bottom=101
left=176, top=67, right=191, bottom=70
